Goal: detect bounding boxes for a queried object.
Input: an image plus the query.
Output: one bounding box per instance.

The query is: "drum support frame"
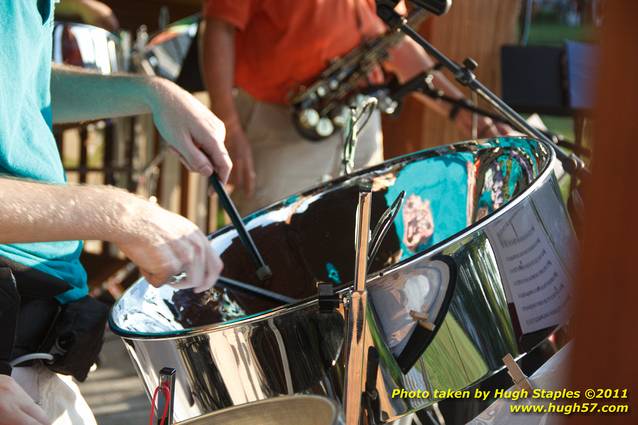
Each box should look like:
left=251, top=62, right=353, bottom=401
left=343, top=188, right=373, bottom=425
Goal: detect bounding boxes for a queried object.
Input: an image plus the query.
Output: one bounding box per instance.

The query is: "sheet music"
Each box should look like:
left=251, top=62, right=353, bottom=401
left=485, top=200, right=571, bottom=334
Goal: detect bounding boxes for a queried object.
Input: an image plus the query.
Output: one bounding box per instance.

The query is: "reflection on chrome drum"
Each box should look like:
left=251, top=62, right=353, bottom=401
left=175, top=395, right=343, bottom=425
left=52, top=22, right=125, bottom=74
left=110, top=137, right=576, bottom=423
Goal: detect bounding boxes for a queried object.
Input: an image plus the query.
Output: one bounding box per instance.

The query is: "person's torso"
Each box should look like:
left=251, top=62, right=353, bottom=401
left=234, top=0, right=385, bottom=103
left=0, top=0, right=87, bottom=303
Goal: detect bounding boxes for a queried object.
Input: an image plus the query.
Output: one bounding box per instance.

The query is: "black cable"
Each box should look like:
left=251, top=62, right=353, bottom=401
left=217, top=276, right=296, bottom=305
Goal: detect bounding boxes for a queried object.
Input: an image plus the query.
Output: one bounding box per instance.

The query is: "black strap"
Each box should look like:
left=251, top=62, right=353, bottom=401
left=0, top=268, right=20, bottom=375
left=0, top=256, right=71, bottom=300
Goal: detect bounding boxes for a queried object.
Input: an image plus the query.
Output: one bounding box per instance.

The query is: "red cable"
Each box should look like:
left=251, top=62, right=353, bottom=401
left=149, top=383, right=171, bottom=425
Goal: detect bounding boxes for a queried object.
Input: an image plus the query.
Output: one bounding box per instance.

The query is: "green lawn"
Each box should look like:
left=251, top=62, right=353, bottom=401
left=527, top=22, right=595, bottom=46
left=540, top=115, right=574, bottom=141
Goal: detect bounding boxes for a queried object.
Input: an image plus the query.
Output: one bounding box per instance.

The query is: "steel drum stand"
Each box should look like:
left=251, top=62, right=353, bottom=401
left=375, top=0, right=590, bottom=182
left=343, top=186, right=373, bottom=425
left=342, top=184, right=403, bottom=425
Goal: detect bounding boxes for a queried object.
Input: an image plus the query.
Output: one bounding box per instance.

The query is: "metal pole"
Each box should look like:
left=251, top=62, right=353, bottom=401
left=396, top=21, right=589, bottom=180
left=343, top=187, right=373, bottom=425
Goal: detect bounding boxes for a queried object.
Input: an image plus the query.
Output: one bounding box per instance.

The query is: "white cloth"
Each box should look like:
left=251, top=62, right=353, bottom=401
left=232, top=90, right=384, bottom=215
left=12, top=364, right=97, bottom=425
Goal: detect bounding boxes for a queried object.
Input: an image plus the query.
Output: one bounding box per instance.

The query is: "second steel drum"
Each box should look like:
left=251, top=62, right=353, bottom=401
left=52, top=22, right=124, bottom=73
left=110, top=137, right=576, bottom=423
left=176, top=395, right=342, bottom=425
left=137, top=14, right=203, bottom=91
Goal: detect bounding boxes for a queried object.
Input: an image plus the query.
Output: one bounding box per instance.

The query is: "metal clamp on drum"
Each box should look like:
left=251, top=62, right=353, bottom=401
left=157, top=367, right=176, bottom=425
left=317, top=282, right=340, bottom=313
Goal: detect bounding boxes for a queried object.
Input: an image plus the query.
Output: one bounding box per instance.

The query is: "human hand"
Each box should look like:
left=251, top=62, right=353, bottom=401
left=0, top=375, right=50, bottom=425
left=60, top=0, right=119, bottom=32
left=225, top=125, right=256, bottom=198
left=492, top=121, right=516, bottom=136
left=146, top=78, right=232, bottom=183
left=110, top=191, right=222, bottom=292
left=455, top=109, right=515, bottom=139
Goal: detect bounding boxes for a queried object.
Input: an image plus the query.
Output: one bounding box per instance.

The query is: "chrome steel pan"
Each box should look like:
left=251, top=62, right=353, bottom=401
left=52, top=22, right=124, bottom=74
left=136, top=14, right=202, bottom=91
left=110, top=137, right=575, bottom=423
left=175, top=395, right=342, bottom=425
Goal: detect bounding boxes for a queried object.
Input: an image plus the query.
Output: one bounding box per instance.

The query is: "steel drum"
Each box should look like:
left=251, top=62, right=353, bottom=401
left=110, top=137, right=576, bottom=423
left=52, top=22, right=125, bottom=73
left=137, top=15, right=203, bottom=91
left=176, top=395, right=342, bottom=425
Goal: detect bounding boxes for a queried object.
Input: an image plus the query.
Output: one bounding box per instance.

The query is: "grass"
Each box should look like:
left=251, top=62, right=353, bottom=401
left=527, top=22, right=595, bottom=46
left=539, top=115, right=574, bottom=141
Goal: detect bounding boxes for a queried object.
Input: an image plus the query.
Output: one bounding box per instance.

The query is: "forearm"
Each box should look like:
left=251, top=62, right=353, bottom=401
left=0, top=177, right=224, bottom=292
left=55, top=0, right=83, bottom=16
left=200, top=18, right=241, bottom=131
left=51, top=64, right=161, bottom=124
left=0, top=177, right=130, bottom=244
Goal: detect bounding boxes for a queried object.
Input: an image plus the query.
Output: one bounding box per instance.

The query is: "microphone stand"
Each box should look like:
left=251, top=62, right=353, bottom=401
left=385, top=71, right=591, bottom=158
left=375, top=3, right=591, bottom=181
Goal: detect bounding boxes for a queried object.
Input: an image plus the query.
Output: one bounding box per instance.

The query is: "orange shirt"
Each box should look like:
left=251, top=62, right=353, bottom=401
left=203, top=0, right=388, bottom=104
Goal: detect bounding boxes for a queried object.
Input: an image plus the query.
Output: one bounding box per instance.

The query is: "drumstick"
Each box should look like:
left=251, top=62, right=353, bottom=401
left=166, top=272, right=295, bottom=304
left=209, top=173, right=272, bottom=281
left=217, top=276, right=297, bottom=305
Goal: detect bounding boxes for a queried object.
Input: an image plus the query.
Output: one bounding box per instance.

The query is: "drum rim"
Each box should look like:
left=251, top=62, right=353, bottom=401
left=145, top=13, right=201, bottom=44
left=175, top=394, right=339, bottom=424
left=110, top=136, right=557, bottom=340
left=52, top=20, right=121, bottom=39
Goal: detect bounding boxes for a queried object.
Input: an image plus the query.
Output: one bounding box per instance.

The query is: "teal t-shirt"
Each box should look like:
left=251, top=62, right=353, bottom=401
left=0, top=0, right=87, bottom=303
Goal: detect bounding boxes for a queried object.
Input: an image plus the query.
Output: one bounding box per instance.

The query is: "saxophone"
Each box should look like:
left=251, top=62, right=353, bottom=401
left=289, top=9, right=427, bottom=141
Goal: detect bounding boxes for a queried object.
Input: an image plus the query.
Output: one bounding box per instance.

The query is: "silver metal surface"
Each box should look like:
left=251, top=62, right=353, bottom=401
left=52, top=22, right=124, bottom=73
left=344, top=189, right=372, bottom=425
left=175, top=395, right=342, bottom=425
left=110, top=137, right=576, bottom=423
left=138, top=15, right=199, bottom=82
left=158, top=367, right=176, bottom=425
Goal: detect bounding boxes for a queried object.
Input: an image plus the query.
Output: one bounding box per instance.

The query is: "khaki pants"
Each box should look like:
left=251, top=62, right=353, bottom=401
left=233, top=90, right=384, bottom=215
left=12, top=364, right=97, bottom=425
